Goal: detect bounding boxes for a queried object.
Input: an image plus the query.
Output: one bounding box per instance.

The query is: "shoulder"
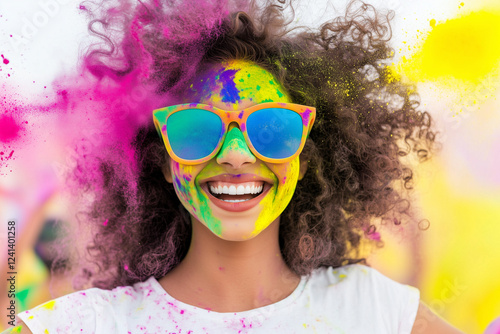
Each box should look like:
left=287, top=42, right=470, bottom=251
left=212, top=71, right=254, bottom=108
left=311, top=263, right=418, bottom=294
left=308, top=264, right=420, bottom=333
left=16, top=277, right=158, bottom=334
left=411, top=302, right=465, bottom=334
left=311, top=264, right=419, bottom=300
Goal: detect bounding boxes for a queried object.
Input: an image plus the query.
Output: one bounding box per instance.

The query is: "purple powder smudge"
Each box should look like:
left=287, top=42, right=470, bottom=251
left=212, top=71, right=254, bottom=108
left=302, top=108, right=312, bottom=126
left=485, top=316, right=500, bottom=334
left=219, top=69, right=240, bottom=103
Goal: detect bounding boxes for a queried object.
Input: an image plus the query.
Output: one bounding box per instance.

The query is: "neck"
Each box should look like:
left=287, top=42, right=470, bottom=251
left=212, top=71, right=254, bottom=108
left=159, top=216, right=301, bottom=312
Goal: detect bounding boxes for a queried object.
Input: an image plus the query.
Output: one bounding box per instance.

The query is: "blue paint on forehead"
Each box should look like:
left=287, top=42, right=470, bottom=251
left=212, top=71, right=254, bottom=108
left=218, top=68, right=240, bottom=103
left=187, top=67, right=241, bottom=104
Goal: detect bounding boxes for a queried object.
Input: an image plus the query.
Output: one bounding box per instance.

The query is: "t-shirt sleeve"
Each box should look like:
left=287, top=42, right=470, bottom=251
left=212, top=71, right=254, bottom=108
left=17, top=290, right=99, bottom=334
left=365, top=265, right=420, bottom=334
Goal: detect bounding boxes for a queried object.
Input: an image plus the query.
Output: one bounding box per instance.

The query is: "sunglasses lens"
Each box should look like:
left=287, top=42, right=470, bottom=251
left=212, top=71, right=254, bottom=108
left=167, top=109, right=222, bottom=160
left=247, top=108, right=303, bottom=159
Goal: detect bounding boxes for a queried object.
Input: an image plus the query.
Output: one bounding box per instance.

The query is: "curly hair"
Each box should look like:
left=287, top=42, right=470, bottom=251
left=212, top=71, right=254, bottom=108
left=72, top=0, right=435, bottom=289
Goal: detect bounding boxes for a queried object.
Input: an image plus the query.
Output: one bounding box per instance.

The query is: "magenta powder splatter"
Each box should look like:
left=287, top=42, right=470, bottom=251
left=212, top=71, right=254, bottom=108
left=2, top=0, right=249, bottom=280
left=1, top=54, right=9, bottom=65
left=0, top=115, right=20, bottom=143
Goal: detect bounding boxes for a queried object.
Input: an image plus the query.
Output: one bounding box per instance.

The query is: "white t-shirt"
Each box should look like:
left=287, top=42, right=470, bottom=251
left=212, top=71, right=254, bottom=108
left=17, top=264, right=419, bottom=333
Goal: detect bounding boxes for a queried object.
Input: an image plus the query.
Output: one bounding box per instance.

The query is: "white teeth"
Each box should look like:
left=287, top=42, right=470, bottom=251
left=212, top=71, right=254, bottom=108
left=236, top=185, right=245, bottom=195
left=209, top=183, right=264, bottom=195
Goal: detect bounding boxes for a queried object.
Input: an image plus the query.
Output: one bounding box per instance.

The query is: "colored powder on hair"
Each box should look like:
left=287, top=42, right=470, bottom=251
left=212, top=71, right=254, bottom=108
left=398, top=10, right=500, bottom=84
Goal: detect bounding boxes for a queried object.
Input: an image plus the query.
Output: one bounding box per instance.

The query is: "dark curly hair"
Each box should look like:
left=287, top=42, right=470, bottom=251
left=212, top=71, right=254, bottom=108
left=71, top=0, right=435, bottom=289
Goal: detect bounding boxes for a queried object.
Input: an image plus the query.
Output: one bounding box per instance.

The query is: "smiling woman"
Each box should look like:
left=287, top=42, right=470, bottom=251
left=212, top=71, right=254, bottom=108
left=6, top=0, right=464, bottom=333
left=156, top=60, right=313, bottom=241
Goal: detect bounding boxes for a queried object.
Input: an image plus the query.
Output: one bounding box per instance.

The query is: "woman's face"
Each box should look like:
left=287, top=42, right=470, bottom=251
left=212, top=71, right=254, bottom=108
left=164, top=60, right=307, bottom=241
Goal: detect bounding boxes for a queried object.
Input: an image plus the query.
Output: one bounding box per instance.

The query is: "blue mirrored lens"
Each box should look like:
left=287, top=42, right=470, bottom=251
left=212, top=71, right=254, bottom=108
left=246, top=108, right=302, bottom=159
left=167, top=109, right=222, bottom=160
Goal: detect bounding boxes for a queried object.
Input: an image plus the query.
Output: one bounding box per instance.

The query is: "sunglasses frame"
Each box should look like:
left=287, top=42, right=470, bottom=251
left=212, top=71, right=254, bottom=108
left=152, top=102, right=316, bottom=165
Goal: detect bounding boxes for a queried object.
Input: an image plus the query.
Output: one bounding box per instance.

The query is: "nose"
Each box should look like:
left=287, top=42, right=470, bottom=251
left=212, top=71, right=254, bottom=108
left=216, top=123, right=256, bottom=169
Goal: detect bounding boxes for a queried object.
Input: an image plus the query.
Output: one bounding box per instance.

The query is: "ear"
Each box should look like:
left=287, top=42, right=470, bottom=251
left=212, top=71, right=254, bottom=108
left=298, top=153, right=308, bottom=181
left=162, top=154, right=173, bottom=184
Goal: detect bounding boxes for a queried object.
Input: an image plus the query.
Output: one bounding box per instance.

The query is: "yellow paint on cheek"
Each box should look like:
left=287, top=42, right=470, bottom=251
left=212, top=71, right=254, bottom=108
left=250, top=157, right=300, bottom=237
left=398, top=10, right=500, bottom=84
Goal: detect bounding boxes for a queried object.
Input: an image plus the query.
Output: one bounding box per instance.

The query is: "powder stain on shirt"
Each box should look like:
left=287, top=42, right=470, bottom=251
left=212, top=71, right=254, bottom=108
left=38, top=300, right=56, bottom=311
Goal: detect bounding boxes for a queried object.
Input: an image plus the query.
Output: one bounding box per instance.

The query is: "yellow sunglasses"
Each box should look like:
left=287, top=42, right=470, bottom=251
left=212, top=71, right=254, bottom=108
left=153, top=102, right=316, bottom=165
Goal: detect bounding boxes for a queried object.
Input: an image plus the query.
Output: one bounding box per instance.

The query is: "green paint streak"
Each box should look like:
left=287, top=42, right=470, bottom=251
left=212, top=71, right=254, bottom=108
left=1, top=326, right=23, bottom=334
left=172, top=163, right=223, bottom=237
left=197, top=192, right=223, bottom=236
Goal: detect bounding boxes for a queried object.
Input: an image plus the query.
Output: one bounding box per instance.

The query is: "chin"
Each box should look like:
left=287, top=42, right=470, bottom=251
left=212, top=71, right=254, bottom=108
left=217, top=229, right=260, bottom=241
left=211, top=220, right=264, bottom=241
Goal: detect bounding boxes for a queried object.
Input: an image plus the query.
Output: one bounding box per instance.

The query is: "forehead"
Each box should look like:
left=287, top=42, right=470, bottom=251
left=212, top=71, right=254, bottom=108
left=186, top=60, right=290, bottom=110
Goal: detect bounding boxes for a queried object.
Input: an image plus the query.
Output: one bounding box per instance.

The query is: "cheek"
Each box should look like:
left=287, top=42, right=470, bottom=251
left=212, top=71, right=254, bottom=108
left=170, top=161, right=198, bottom=204
left=274, top=158, right=301, bottom=199
left=266, top=158, right=300, bottom=187
left=251, top=159, right=300, bottom=236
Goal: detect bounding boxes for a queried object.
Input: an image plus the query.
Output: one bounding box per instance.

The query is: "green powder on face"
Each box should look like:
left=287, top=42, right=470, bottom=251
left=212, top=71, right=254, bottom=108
left=197, top=193, right=223, bottom=236
left=217, top=127, right=255, bottom=159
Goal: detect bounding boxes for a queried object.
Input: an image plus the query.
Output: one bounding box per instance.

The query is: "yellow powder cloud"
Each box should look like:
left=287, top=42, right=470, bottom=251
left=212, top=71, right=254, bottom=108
left=399, top=10, right=500, bottom=84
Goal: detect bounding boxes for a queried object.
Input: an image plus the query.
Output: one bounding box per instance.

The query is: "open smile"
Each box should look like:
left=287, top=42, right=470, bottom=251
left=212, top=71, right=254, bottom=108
left=199, top=177, right=274, bottom=212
